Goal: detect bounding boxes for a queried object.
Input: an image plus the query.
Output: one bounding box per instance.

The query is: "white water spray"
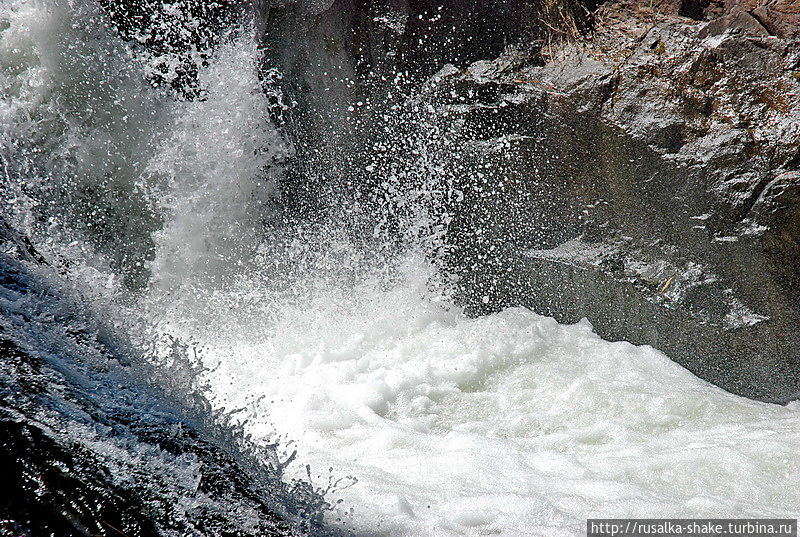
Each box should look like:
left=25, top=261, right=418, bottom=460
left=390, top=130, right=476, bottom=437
left=2, top=2, right=798, bottom=536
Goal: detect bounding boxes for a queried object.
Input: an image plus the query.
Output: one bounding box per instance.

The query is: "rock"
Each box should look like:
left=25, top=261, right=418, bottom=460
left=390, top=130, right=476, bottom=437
left=254, top=0, right=538, bottom=214
left=699, top=10, right=771, bottom=36
left=728, top=0, right=800, bottom=38
left=255, top=0, right=800, bottom=401
left=418, top=2, right=800, bottom=401
left=0, top=254, right=331, bottom=536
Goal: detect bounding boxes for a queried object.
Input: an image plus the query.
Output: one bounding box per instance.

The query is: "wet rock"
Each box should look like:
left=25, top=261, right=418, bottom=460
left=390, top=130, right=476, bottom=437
left=254, top=0, right=538, bottom=215
left=420, top=1, right=800, bottom=401
left=253, top=0, right=799, bottom=401
left=0, top=254, right=333, bottom=536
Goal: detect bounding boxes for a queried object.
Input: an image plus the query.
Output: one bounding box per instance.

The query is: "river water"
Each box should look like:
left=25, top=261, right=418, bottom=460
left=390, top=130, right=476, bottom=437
left=1, top=1, right=798, bottom=536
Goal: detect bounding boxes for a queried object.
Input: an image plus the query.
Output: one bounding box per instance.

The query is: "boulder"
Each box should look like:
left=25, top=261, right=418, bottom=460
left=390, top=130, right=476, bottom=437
left=421, top=2, right=800, bottom=401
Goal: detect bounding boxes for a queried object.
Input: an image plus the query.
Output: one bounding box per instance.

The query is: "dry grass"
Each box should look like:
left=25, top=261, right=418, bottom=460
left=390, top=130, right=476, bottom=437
left=529, top=0, right=601, bottom=58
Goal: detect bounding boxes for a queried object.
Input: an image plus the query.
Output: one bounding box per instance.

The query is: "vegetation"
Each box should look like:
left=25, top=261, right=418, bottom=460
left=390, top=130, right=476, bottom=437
left=528, top=0, right=603, bottom=58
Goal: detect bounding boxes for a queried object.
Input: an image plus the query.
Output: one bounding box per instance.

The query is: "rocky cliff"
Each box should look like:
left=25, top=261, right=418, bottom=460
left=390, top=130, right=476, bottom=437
left=432, top=0, right=800, bottom=403
left=257, top=0, right=800, bottom=402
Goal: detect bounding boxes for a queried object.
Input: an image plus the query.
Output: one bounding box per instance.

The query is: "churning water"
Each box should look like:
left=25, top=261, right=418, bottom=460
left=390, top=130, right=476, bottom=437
left=1, top=1, right=798, bottom=536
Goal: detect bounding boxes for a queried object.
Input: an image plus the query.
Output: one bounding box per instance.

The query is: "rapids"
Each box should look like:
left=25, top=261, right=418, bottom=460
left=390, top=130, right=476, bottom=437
left=1, top=1, right=798, bottom=536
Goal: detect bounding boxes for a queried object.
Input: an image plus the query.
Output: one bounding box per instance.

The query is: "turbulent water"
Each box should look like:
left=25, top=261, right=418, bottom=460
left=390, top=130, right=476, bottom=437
left=1, top=1, right=799, bottom=536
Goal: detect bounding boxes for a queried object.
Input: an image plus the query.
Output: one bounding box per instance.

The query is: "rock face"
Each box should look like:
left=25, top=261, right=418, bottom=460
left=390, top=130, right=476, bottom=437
left=430, top=1, right=800, bottom=402
left=256, top=0, right=799, bottom=402
left=254, top=0, right=537, bottom=214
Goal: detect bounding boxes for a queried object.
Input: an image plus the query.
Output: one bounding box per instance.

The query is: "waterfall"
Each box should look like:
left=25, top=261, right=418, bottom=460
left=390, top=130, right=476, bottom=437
left=1, top=1, right=799, bottom=536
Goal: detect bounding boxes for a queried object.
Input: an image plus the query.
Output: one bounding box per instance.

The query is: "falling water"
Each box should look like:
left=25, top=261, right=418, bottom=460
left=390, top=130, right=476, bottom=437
left=1, top=1, right=798, bottom=536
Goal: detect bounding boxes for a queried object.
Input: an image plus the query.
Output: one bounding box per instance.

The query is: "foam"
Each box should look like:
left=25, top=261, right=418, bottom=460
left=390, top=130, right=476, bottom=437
left=175, top=260, right=800, bottom=536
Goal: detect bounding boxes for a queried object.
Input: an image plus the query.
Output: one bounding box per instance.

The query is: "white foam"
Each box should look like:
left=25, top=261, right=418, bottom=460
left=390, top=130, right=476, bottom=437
left=0, top=0, right=166, bottom=294
left=169, top=258, right=800, bottom=537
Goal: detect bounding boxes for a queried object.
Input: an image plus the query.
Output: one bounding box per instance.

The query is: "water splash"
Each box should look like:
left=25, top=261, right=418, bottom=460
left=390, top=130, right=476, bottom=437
left=2, top=1, right=799, bottom=536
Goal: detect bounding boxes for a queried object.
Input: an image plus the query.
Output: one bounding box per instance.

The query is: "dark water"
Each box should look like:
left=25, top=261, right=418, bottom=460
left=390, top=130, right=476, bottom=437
left=0, top=251, right=338, bottom=536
